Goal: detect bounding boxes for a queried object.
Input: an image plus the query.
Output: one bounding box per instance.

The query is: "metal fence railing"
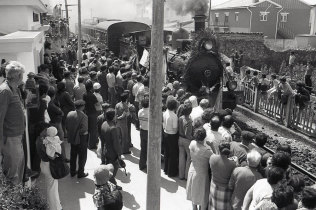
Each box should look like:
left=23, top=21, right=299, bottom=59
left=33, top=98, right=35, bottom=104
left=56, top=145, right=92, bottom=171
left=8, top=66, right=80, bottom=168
left=239, top=82, right=316, bottom=138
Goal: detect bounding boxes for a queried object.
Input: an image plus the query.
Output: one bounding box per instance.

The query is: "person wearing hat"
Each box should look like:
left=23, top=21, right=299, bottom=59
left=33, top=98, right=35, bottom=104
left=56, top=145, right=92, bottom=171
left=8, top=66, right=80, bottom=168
left=228, top=150, right=262, bottom=210
left=93, top=82, right=103, bottom=115
left=93, top=164, right=123, bottom=210
left=229, top=130, right=256, bottom=166
left=66, top=99, right=89, bottom=178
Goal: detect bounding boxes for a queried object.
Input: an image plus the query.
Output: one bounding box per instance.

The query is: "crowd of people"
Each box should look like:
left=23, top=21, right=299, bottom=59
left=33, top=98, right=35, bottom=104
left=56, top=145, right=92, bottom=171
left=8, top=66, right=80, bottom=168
left=1, top=40, right=316, bottom=210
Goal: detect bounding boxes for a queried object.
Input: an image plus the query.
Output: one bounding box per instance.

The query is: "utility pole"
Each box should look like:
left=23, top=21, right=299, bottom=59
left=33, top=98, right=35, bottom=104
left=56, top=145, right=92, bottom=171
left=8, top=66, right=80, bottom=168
left=64, top=0, right=69, bottom=39
left=77, top=0, right=82, bottom=65
left=208, top=0, right=212, bottom=28
left=147, top=0, right=164, bottom=209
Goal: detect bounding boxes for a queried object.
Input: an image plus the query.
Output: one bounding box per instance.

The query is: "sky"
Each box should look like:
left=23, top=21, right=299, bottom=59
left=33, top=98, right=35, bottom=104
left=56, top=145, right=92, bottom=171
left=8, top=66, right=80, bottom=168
left=47, top=0, right=225, bottom=30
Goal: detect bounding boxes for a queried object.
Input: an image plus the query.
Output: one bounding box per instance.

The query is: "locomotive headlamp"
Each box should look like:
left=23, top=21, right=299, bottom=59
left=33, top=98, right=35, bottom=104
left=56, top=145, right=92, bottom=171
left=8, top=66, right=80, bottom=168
left=227, top=80, right=237, bottom=91
left=204, top=40, right=213, bottom=50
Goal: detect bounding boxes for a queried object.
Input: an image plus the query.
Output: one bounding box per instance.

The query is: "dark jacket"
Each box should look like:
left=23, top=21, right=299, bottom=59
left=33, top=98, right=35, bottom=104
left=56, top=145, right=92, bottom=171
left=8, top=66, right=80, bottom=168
left=57, top=91, right=75, bottom=117
left=47, top=99, right=64, bottom=124
left=100, top=121, right=122, bottom=161
left=66, top=110, right=88, bottom=145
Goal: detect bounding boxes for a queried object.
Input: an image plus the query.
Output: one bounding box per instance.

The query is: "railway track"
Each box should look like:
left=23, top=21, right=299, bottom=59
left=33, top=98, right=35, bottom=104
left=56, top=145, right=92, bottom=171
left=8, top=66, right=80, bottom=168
left=262, top=145, right=316, bottom=183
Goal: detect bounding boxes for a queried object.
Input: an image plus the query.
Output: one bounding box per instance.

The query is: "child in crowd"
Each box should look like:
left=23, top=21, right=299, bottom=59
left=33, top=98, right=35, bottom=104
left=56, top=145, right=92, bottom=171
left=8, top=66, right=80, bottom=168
left=43, top=126, right=62, bottom=158
left=93, top=164, right=123, bottom=210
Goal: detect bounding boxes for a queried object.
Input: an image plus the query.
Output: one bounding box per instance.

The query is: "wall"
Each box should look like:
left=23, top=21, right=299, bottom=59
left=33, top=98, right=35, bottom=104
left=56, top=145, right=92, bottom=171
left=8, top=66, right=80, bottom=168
left=210, top=8, right=251, bottom=32
left=273, top=0, right=311, bottom=36
left=264, top=38, right=298, bottom=51
left=17, top=52, right=35, bottom=81
left=0, top=6, right=28, bottom=34
left=249, top=1, right=282, bottom=38
left=0, top=5, right=42, bottom=34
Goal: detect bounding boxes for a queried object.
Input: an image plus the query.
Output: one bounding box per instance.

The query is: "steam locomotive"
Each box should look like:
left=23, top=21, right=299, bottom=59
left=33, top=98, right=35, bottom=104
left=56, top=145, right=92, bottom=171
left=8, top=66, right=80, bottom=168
left=80, top=17, right=240, bottom=110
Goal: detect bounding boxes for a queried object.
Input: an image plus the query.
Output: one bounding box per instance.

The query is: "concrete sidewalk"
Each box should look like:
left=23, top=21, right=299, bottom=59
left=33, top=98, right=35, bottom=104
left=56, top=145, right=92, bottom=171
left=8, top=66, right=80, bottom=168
left=39, top=124, right=191, bottom=210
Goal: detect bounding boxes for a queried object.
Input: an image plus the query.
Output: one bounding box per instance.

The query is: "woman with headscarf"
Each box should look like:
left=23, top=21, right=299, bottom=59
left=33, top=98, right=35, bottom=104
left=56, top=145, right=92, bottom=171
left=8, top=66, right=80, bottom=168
left=186, top=127, right=212, bottom=210
left=115, top=92, right=130, bottom=154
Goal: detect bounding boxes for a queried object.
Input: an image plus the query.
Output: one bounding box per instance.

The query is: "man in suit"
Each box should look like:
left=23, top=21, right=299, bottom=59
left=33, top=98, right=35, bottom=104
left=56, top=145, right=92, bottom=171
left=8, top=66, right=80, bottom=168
left=66, top=100, right=89, bottom=178
left=100, top=108, right=122, bottom=189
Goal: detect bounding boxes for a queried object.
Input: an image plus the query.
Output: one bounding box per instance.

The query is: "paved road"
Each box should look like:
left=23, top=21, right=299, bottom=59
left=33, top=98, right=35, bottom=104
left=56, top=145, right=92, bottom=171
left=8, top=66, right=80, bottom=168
left=42, top=124, right=192, bottom=210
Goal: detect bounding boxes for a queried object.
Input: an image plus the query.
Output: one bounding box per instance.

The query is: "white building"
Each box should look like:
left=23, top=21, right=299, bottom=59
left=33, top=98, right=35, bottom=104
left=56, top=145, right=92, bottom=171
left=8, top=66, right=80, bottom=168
left=0, top=0, right=48, bottom=79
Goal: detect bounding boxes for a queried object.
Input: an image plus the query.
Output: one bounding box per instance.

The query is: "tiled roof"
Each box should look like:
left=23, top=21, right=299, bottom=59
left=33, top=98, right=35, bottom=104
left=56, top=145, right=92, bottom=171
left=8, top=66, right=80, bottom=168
left=212, top=0, right=256, bottom=9
left=212, top=0, right=315, bottom=10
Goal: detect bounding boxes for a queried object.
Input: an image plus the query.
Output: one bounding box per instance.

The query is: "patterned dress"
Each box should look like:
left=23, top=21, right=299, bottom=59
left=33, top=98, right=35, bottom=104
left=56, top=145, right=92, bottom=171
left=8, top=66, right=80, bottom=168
left=115, top=101, right=130, bottom=153
left=186, top=140, right=213, bottom=207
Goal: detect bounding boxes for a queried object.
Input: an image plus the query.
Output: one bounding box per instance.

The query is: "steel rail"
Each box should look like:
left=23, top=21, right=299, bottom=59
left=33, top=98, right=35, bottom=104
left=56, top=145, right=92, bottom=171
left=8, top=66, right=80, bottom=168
left=262, top=145, right=316, bottom=182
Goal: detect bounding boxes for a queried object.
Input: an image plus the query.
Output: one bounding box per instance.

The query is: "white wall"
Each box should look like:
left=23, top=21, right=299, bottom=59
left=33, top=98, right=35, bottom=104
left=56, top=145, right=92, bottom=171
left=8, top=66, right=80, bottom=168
left=0, top=5, right=42, bottom=34
left=17, top=52, right=36, bottom=81
left=0, top=6, right=28, bottom=34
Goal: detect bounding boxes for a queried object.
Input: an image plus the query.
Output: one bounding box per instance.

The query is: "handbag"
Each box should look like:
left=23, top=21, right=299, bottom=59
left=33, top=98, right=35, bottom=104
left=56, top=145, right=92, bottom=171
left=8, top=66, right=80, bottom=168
left=49, top=153, right=70, bottom=179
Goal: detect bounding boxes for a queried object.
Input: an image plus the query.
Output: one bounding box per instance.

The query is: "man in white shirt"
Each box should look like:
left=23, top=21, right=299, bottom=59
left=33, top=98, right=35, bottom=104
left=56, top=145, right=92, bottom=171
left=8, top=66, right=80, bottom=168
left=138, top=98, right=149, bottom=170
left=106, top=66, right=116, bottom=107
left=162, top=98, right=178, bottom=177
left=191, top=99, right=209, bottom=126
left=218, top=115, right=234, bottom=142
left=204, top=115, right=225, bottom=154
left=132, top=75, right=144, bottom=112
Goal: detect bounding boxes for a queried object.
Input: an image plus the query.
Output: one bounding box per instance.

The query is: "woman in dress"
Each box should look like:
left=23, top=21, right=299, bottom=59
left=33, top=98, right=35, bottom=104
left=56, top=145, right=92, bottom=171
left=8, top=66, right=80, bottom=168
left=209, top=141, right=236, bottom=210
left=115, top=92, right=130, bottom=154
left=186, top=127, right=213, bottom=210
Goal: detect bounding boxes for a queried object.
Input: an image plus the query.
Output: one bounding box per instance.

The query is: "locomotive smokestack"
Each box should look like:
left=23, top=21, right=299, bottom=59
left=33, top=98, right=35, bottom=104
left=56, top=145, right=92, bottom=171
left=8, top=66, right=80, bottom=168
left=193, top=10, right=207, bottom=32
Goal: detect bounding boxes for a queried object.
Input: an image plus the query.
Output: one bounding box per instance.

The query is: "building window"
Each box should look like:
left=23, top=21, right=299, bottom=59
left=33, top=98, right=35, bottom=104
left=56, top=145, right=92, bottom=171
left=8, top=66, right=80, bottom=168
left=224, top=12, right=229, bottom=23
left=281, top=13, right=289, bottom=22
left=260, top=12, right=269, bottom=21
left=235, top=12, right=239, bottom=22
left=215, top=13, right=219, bottom=23
left=33, top=12, right=39, bottom=22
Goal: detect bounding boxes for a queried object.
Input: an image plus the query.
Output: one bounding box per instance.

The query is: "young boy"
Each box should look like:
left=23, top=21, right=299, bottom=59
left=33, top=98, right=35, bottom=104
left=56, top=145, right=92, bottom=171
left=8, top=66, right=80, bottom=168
left=93, top=164, right=123, bottom=210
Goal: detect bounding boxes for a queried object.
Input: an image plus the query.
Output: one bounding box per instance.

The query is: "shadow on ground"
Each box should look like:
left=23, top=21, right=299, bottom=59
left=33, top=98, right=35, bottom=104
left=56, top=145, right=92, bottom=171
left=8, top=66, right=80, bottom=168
left=121, top=190, right=141, bottom=210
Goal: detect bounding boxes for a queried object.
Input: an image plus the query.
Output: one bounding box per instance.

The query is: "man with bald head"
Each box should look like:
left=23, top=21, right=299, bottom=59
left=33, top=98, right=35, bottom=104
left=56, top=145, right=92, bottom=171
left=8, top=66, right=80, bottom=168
left=204, top=114, right=225, bottom=154
left=191, top=98, right=209, bottom=126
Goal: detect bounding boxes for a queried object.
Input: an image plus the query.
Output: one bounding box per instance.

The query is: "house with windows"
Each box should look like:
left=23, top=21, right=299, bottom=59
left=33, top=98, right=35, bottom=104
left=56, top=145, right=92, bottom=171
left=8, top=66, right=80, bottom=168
left=210, top=0, right=316, bottom=39
left=0, top=0, right=48, bottom=79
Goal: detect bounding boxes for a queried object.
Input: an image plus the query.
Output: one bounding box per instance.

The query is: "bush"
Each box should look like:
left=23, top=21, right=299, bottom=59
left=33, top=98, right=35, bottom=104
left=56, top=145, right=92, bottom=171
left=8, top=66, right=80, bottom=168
left=0, top=169, right=47, bottom=210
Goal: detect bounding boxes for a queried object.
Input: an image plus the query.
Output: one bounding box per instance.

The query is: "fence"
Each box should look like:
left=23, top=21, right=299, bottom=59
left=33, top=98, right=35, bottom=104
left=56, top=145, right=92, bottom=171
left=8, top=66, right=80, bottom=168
left=239, top=82, right=316, bottom=137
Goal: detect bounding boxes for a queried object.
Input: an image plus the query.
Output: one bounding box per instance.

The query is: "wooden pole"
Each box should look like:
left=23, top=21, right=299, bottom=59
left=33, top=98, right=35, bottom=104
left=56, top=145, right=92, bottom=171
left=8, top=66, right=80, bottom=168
left=77, top=0, right=82, bottom=65
left=64, top=0, right=69, bottom=40
left=147, top=0, right=164, bottom=209
left=208, top=0, right=212, bottom=28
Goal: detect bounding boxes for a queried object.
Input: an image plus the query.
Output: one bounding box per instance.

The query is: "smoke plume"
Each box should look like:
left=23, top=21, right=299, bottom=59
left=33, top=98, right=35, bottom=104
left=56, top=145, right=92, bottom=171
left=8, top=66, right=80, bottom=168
left=167, top=0, right=209, bottom=16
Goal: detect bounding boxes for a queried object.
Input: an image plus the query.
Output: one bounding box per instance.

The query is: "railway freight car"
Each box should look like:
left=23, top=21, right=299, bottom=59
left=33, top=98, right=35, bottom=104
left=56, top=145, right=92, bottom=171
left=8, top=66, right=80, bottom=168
left=81, top=20, right=150, bottom=56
